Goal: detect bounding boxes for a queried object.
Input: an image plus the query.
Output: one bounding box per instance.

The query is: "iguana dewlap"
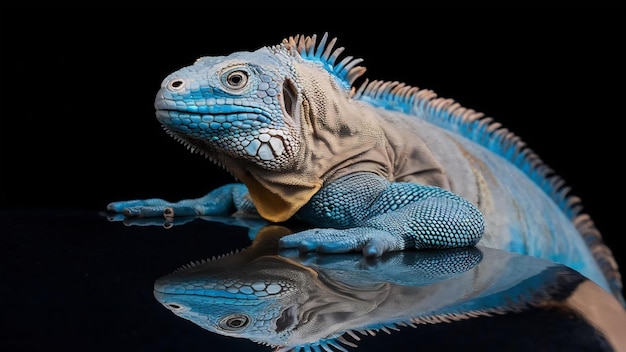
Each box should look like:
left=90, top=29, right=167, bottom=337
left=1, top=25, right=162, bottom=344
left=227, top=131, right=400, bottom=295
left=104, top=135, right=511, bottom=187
left=107, top=33, right=623, bottom=305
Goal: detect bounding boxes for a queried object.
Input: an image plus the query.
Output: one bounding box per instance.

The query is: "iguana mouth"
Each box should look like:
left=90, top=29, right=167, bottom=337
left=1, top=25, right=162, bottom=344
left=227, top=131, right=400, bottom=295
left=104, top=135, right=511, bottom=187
left=154, top=103, right=275, bottom=136
left=155, top=106, right=289, bottom=164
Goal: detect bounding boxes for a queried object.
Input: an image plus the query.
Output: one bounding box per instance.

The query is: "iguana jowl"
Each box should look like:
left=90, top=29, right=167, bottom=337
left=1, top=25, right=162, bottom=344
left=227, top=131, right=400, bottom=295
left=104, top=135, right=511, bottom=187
left=107, top=33, right=623, bottom=304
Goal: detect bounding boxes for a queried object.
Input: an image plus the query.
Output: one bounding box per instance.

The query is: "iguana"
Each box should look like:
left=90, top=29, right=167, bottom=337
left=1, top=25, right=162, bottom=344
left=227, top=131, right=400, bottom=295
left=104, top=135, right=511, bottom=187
left=107, top=33, right=623, bottom=304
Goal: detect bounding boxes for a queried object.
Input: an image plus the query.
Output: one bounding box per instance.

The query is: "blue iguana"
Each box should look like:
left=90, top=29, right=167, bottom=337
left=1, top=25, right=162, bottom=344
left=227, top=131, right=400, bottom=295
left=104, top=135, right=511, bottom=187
left=107, top=33, right=623, bottom=304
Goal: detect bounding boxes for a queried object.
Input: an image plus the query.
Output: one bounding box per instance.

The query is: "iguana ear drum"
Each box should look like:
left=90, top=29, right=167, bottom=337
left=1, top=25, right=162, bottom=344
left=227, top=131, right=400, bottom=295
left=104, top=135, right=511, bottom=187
left=282, top=78, right=298, bottom=118
left=275, top=306, right=297, bottom=333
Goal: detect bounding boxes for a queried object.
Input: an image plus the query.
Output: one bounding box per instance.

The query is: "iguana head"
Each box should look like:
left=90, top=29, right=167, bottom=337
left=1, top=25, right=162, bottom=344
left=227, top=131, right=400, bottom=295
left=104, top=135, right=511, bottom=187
left=153, top=253, right=337, bottom=351
left=153, top=34, right=371, bottom=222
left=154, top=48, right=301, bottom=170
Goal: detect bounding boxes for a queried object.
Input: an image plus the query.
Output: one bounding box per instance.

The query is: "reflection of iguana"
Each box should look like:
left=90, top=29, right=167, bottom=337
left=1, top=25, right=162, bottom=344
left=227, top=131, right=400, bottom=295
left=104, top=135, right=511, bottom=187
left=153, top=226, right=626, bottom=352
left=108, top=33, right=622, bottom=303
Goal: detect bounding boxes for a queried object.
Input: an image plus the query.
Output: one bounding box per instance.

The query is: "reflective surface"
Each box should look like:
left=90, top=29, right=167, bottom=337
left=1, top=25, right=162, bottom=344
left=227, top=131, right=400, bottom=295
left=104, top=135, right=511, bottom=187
left=4, top=210, right=625, bottom=351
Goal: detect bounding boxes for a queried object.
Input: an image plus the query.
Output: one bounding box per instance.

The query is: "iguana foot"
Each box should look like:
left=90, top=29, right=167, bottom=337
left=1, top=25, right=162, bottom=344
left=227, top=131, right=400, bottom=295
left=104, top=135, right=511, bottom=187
left=110, top=201, right=200, bottom=219
left=107, top=199, right=199, bottom=218
left=107, top=183, right=255, bottom=219
left=278, top=227, right=404, bottom=258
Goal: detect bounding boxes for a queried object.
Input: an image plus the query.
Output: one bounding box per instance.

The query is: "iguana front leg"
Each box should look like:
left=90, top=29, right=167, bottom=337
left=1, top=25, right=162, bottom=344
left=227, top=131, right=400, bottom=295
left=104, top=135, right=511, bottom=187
left=107, top=183, right=257, bottom=218
left=107, top=173, right=483, bottom=258
left=280, top=172, right=484, bottom=257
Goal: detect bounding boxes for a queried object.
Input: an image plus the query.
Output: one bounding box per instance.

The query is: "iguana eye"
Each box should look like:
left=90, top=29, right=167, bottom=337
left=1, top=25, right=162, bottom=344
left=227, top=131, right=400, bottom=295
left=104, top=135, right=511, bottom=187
left=218, top=314, right=250, bottom=331
left=221, top=68, right=249, bottom=90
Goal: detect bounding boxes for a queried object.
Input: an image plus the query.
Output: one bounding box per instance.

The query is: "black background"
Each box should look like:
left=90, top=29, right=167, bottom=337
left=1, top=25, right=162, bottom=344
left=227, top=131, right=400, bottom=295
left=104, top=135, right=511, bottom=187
left=2, top=7, right=624, bottom=283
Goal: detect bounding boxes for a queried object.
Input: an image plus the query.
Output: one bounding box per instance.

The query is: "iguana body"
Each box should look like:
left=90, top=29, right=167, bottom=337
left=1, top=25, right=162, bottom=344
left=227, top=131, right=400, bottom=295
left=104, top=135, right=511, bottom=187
left=108, top=33, right=623, bottom=303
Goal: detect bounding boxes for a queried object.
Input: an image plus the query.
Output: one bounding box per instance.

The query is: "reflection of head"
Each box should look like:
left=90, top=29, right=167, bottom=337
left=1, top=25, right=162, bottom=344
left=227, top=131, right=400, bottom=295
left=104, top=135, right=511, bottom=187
left=153, top=254, right=308, bottom=348
left=154, top=287, right=297, bottom=346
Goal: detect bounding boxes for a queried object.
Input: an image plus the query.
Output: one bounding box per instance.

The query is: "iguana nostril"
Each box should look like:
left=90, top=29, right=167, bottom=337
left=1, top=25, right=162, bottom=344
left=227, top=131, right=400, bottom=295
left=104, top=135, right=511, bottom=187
left=168, top=79, right=185, bottom=91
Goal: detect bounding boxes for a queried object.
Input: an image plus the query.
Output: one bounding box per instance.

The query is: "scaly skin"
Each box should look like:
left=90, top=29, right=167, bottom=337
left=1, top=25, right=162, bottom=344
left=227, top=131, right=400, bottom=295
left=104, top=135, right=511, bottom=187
left=107, top=33, right=623, bottom=305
